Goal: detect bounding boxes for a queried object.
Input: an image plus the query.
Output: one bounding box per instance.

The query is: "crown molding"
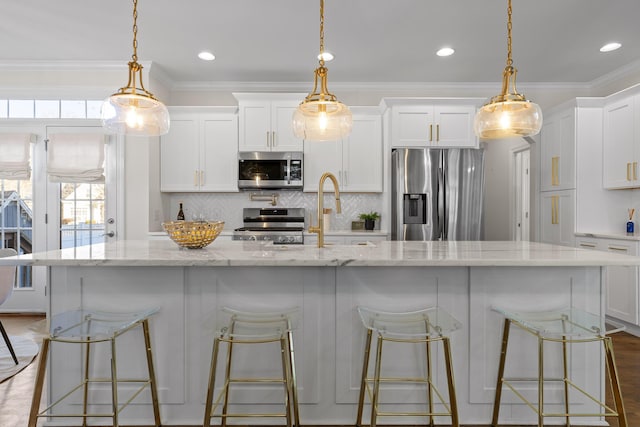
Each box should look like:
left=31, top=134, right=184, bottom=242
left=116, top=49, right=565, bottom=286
left=0, top=60, right=133, bottom=71
left=0, top=60, right=632, bottom=95
left=169, top=79, right=592, bottom=93
left=590, top=58, right=640, bottom=91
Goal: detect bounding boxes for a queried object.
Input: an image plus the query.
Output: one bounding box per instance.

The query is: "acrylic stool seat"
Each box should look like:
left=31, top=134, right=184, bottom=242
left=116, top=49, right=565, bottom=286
left=491, top=306, right=628, bottom=427
left=355, top=306, right=461, bottom=427
left=28, top=308, right=162, bottom=427
left=203, top=307, right=300, bottom=427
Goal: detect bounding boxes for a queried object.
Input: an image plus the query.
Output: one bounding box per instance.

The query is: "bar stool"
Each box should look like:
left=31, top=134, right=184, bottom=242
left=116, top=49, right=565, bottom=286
left=491, top=306, right=628, bottom=427
left=28, top=308, right=162, bottom=427
left=203, top=307, right=300, bottom=427
left=355, top=306, right=461, bottom=427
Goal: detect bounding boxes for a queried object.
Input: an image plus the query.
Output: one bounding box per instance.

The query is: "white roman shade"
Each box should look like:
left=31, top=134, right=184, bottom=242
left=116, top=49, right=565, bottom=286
left=47, top=133, right=105, bottom=183
left=0, top=133, right=34, bottom=180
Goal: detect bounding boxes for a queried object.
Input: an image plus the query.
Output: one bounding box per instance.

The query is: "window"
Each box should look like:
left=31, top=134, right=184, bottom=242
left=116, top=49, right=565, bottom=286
left=59, top=183, right=105, bottom=249
left=0, top=178, right=33, bottom=288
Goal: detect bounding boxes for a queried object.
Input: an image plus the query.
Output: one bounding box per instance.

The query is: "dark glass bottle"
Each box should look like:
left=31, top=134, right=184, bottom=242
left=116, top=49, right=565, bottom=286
left=177, top=203, right=185, bottom=221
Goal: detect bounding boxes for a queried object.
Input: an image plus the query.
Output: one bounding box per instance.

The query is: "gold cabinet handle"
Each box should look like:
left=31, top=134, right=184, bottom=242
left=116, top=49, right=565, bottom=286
left=429, top=124, right=433, bottom=142
left=551, top=156, right=559, bottom=186
left=627, top=162, right=632, bottom=181
left=272, top=131, right=276, bottom=147
left=436, top=124, right=440, bottom=142
left=266, top=131, right=270, bottom=148
left=608, top=246, right=629, bottom=252
left=194, top=170, right=199, bottom=186
left=634, top=162, right=637, bottom=180
left=550, top=197, right=555, bottom=224
left=200, top=170, right=205, bottom=186
left=579, top=242, right=597, bottom=248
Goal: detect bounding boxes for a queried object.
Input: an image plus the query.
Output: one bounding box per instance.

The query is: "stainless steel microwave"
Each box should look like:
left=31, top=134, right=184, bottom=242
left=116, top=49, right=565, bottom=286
left=238, top=152, right=303, bottom=189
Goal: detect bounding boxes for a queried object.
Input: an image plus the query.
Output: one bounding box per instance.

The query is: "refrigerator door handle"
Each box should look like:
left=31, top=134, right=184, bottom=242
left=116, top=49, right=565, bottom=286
left=437, top=166, right=446, bottom=240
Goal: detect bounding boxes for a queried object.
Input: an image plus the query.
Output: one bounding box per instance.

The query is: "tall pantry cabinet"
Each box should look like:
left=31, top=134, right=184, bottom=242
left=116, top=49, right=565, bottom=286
left=538, top=99, right=623, bottom=246
left=538, top=104, right=577, bottom=247
left=540, top=95, right=640, bottom=330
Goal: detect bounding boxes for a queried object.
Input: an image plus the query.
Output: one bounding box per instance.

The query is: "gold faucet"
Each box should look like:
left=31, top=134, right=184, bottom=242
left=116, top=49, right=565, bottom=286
left=309, top=172, right=342, bottom=247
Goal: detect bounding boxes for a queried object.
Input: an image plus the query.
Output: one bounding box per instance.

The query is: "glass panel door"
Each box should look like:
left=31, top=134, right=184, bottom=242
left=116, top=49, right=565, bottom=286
left=0, top=178, right=33, bottom=288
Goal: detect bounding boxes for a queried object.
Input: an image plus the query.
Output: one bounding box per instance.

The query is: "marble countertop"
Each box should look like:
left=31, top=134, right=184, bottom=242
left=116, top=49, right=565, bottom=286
left=3, top=240, right=640, bottom=267
left=575, top=232, right=640, bottom=241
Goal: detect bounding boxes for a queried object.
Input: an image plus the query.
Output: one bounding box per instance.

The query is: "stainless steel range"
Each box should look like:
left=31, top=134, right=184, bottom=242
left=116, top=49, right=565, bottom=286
left=233, top=208, right=305, bottom=244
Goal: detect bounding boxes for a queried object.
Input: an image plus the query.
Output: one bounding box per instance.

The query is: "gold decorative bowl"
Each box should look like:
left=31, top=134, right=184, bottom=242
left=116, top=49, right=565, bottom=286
left=162, top=221, right=225, bottom=249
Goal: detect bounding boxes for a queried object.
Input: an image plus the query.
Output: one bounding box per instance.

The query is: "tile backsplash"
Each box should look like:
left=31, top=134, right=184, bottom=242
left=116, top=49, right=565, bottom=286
left=155, top=192, right=384, bottom=232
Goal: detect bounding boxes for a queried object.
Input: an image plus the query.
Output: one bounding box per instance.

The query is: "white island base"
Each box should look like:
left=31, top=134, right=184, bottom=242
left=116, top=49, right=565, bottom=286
left=28, top=241, right=632, bottom=426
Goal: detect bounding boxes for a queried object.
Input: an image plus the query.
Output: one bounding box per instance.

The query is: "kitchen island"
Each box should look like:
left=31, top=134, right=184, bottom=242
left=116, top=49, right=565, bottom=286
left=7, top=240, right=639, bottom=426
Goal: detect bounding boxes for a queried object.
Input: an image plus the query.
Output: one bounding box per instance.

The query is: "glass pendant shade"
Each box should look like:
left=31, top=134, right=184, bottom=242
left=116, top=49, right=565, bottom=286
left=474, top=65, right=542, bottom=139
left=101, top=0, right=170, bottom=137
left=293, top=65, right=352, bottom=141
left=474, top=0, right=542, bottom=140
left=101, top=61, right=170, bottom=137
left=294, top=0, right=352, bottom=142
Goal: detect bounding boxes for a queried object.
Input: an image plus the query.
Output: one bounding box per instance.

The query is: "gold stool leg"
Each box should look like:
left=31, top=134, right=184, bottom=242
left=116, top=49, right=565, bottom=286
left=82, top=339, right=91, bottom=427
left=425, top=337, right=434, bottom=427
left=537, top=336, right=544, bottom=427
left=279, top=337, right=292, bottom=427
left=561, top=334, right=571, bottom=427
left=286, top=329, right=300, bottom=427
left=443, top=337, right=459, bottom=427
left=142, top=320, right=162, bottom=427
left=370, top=334, right=383, bottom=427
left=28, top=337, right=50, bottom=427
left=110, top=337, right=119, bottom=427
left=491, top=318, right=511, bottom=427
left=203, top=337, right=221, bottom=427
left=604, top=336, right=628, bottom=427
left=221, top=337, right=235, bottom=427
left=356, top=329, right=373, bottom=427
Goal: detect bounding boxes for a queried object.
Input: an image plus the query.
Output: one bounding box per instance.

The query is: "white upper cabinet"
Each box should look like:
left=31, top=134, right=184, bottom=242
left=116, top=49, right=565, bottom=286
left=304, top=109, right=383, bottom=193
left=161, top=107, right=238, bottom=192
left=540, top=109, right=576, bottom=191
left=235, top=93, right=305, bottom=152
left=389, top=103, right=478, bottom=148
left=603, top=95, right=639, bottom=189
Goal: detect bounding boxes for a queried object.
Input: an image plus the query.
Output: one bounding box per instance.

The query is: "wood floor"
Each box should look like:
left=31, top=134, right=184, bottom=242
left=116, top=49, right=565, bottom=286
left=0, top=314, right=638, bottom=427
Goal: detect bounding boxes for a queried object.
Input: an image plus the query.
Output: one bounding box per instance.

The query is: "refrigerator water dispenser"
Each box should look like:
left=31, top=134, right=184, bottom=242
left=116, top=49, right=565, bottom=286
left=403, top=194, right=427, bottom=224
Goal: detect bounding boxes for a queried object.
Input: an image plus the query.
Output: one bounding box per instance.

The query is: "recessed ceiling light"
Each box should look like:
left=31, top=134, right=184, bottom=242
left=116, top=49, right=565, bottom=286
left=436, top=47, right=455, bottom=57
left=198, top=51, right=216, bottom=61
left=317, top=51, right=334, bottom=62
left=600, top=42, right=622, bottom=53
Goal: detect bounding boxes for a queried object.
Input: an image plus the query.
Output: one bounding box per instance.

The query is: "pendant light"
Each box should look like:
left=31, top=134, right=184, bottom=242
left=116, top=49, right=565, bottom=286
left=101, top=0, right=170, bottom=136
left=474, top=0, right=542, bottom=139
left=293, top=0, right=352, bottom=141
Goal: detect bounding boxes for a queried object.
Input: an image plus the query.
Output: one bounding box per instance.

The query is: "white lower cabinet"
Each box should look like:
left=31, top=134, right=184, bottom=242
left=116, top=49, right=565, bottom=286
left=539, top=190, right=575, bottom=247
left=575, top=236, right=639, bottom=324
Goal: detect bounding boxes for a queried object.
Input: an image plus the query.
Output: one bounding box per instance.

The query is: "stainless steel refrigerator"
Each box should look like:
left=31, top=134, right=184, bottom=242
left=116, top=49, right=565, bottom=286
left=391, top=148, right=485, bottom=241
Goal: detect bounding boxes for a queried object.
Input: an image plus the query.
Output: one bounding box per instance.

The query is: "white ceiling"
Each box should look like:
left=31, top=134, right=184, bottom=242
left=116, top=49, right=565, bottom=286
left=2, top=0, right=640, bottom=87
